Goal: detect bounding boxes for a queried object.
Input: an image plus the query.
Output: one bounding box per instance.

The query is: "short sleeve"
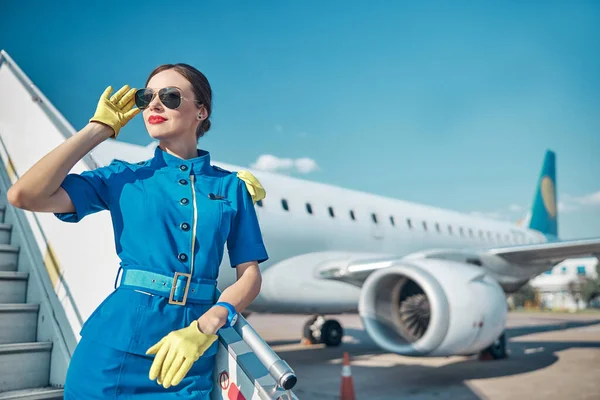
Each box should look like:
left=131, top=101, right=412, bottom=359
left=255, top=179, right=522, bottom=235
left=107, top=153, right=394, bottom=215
left=226, top=178, right=269, bottom=267
left=54, top=162, right=120, bottom=223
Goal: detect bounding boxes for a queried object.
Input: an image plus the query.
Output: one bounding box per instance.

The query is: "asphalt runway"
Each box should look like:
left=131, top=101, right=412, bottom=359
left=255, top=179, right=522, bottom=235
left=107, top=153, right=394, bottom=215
left=247, top=311, right=600, bottom=400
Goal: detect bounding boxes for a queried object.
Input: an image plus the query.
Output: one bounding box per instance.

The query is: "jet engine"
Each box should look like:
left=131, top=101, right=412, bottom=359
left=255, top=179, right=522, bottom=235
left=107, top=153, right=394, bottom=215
left=358, top=258, right=507, bottom=357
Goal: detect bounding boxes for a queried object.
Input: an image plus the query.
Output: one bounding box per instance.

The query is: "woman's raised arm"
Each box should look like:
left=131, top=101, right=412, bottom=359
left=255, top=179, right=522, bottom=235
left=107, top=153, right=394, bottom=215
left=7, top=85, right=140, bottom=213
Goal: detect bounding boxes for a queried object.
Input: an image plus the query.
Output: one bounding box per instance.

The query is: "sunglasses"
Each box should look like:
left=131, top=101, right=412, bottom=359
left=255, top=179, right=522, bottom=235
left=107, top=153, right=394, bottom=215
left=134, top=87, right=201, bottom=110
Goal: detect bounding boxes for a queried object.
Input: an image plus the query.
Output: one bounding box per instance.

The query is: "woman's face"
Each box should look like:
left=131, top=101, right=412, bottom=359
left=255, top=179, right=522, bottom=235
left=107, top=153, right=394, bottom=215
left=142, top=69, right=203, bottom=141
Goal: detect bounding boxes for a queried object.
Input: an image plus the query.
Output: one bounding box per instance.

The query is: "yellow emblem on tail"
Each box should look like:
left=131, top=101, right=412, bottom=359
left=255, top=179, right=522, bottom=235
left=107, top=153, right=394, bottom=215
left=236, top=170, right=266, bottom=204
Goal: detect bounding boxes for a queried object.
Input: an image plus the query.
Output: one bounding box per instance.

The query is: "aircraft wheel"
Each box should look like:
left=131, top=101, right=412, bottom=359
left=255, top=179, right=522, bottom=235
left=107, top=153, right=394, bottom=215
left=479, top=332, right=507, bottom=360
left=321, top=319, right=344, bottom=347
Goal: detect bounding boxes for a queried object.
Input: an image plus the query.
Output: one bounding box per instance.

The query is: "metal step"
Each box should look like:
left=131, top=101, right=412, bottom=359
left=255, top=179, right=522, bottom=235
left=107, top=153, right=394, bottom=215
left=0, top=223, right=13, bottom=245
left=0, top=271, right=28, bottom=303
left=0, top=244, right=19, bottom=272
left=0, top=387, right=64, bottom=400
left=0, top=343, right=53, bottom=393
left=0, top=304, right=39, bottom=344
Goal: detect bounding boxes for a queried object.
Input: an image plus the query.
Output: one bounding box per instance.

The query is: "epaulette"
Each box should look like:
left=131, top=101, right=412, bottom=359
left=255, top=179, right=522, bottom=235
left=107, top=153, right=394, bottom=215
left=236, top=170, right=266, bottom=204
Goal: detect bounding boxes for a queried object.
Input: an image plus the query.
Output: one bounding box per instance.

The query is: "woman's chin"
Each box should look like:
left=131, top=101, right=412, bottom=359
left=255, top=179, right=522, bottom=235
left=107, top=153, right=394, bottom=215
left=147, top=127, right=177, bottom=141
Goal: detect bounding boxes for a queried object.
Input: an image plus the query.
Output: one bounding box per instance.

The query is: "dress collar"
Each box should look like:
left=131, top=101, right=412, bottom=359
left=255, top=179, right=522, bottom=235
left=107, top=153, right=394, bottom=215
left=153, top=145, right=213, bottom=175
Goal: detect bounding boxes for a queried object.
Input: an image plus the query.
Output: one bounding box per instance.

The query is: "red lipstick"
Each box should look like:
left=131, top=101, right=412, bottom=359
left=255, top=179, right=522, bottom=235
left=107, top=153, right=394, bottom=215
left=149, top=115, right=167, bottom=124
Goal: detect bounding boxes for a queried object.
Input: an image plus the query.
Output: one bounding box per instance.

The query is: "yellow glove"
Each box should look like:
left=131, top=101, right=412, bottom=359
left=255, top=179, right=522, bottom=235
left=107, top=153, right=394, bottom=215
left=90, top=85, right=140, bottom=138
left=146, top=320, right=218, bottom=389
left=237, top=170, right=266, bottom=204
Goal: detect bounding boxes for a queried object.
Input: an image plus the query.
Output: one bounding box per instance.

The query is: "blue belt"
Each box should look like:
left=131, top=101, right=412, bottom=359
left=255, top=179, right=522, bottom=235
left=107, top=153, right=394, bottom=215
left=115, top=268, right=216, bottom=305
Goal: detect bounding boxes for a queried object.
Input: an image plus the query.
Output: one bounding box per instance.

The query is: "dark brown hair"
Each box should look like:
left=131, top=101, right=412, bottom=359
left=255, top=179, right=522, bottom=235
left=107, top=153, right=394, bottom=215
left=145, top=63, right=212, bottom=139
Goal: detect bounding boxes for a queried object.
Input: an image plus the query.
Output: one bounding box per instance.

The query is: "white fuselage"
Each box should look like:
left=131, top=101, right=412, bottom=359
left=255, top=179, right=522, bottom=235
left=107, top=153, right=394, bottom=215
left=210, top=162, right=547, bottom=313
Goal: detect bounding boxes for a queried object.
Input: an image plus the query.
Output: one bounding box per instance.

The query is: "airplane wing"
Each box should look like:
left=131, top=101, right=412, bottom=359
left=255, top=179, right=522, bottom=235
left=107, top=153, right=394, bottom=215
left=487, top=237, right=600, bottom=265
left=316, top=237, right=600, bottom=286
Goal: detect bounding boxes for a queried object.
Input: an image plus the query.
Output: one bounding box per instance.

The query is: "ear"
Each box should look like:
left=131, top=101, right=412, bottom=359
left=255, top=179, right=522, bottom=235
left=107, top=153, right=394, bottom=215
left=196, top=105, right=206, bottom=121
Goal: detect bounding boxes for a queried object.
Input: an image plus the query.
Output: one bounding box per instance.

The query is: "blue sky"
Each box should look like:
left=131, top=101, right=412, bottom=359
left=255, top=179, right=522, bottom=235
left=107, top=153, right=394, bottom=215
left=1, top=1, right=599, bottom=239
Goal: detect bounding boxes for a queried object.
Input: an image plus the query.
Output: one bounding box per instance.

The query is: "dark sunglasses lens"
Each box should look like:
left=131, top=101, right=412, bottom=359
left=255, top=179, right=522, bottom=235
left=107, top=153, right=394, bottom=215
left=135, top=89, right=154, bottom=109
left=159, top=87, right=182, bottom=109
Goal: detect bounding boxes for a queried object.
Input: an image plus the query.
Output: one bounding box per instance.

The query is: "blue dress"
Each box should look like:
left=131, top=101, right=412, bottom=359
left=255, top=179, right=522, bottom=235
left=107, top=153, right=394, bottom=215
left=54, top=146, right=268, bottom=399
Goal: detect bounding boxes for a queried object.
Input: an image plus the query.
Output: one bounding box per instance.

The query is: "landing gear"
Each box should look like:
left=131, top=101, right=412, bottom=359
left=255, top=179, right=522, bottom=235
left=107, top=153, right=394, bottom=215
left=302, top=315, right=344, bottom=347
left=479, top=332, right=507, bottom=360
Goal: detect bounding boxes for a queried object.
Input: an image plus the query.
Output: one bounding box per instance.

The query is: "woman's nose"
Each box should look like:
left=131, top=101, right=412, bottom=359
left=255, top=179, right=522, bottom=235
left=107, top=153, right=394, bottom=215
left=147, top=93, right=163, bottom=111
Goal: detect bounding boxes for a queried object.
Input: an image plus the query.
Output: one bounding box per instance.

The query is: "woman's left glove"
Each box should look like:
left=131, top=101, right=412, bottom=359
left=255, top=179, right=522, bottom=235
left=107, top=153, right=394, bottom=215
left=146, top=320, right=218, bottom=389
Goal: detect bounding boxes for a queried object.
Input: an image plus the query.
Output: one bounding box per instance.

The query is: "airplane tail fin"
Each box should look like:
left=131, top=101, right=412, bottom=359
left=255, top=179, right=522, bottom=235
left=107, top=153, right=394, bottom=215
left=527, top=150, right=558, bottom=239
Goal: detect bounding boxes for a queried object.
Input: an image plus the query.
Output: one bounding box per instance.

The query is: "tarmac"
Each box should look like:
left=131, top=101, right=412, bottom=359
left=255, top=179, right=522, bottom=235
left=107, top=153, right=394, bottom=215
left=248, top=311, right=600, bottom=400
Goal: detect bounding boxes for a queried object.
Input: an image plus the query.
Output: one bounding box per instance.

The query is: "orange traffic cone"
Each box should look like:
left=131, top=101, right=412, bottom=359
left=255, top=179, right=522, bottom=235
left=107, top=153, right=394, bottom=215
left=340, top=352, right=356, bottom=400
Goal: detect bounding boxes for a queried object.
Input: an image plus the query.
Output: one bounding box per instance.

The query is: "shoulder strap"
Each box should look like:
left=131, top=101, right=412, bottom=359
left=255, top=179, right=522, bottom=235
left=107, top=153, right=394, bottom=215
left=236, top=170, right=266, bottom=204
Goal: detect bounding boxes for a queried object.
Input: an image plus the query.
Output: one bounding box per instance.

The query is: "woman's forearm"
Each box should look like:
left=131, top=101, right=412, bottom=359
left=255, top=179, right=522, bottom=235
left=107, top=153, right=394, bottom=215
left=197, top=262, right=262, bottom=334
left=7, top=122, right=113, bottom=210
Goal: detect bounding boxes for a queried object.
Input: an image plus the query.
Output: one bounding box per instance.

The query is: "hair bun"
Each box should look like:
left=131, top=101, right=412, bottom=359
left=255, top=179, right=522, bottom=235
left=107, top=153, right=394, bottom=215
left=202, top=119, right=211, bottom=133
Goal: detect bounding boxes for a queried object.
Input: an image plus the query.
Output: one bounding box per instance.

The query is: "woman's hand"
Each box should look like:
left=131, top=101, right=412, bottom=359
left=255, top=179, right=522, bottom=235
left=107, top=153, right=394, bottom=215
left=89, top=85, right=140, bottom=138
left=146, top=320, right=218, bottom=388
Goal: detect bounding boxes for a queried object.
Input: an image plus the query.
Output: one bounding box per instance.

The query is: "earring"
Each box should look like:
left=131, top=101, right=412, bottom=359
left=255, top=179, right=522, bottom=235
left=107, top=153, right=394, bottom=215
left=197, top=113, right=203, bottom=120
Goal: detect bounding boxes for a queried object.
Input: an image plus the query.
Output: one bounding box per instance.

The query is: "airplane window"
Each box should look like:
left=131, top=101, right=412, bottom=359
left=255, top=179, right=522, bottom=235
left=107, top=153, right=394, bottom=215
left=281, top=199, right=289, bottom=211
left=435, top=223, right=441, bottom=233
left=459, top=227, right=464, bottom=236
left=448, top=225, right=453, bottom=235
left=469, top=228, right=474, bottom=237
left=328, top=207, right=335, bottom=218
left=349, top=210, right=356, bottom=220
left=371, top=213, right=378, bottom=224
left=406, top=218, right=413, bottom=229
left=256, top=199, right=263, bottom=207
left=505, top=234, right=510, bottom=243
left=422, top=221, right=427, bottom=231
left=496, top=233, right=501, bottom=242
left=389, top=216, right=395, bottom=226
left=479, top=230, right=484, bottom=239
left=306, top=203, right=313, bottom=214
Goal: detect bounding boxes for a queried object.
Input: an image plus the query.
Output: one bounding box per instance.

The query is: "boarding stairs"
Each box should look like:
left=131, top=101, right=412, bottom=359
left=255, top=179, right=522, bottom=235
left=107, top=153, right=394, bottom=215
left=0, top=49, right=299, bottom=399
left=0, top=164, right=64, bottom=398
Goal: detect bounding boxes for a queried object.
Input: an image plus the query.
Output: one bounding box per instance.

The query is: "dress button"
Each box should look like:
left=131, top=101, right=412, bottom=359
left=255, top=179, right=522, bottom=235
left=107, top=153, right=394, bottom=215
left=178, top=253, right=188, bottom=262
left=180, top=198, right=189, bottom=205
left=179, top=165, right=188, bottom=171
left=181, top=222, right=190, bottom=231
left=179, top=179, right=188, bottom=185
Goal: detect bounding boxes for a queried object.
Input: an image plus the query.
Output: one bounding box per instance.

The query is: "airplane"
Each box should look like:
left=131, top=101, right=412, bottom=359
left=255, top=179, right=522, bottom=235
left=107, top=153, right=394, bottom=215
left=91, top=140, right=600, bottom=361
left=2, top=49, right=599, bottom=368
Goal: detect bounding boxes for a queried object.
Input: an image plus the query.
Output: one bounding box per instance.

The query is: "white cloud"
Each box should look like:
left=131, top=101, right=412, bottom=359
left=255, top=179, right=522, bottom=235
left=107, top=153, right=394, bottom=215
left=558, top=201, right=579, bottom=213
left=250, top=154, right=293, bottom=172
left=554, top=190, right=600, bottom=213
left=574, top=191, right=600, bottom=206
left=251, top=154, right=319, bottom=174
left=294, top=158, right=319, bottom=174
left=509, top=204, right=523, bottom=212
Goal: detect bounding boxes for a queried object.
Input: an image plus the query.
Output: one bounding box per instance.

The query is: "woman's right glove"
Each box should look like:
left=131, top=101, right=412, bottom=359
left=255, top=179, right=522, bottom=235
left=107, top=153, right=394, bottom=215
left=89, top=85, right=141, bottom=138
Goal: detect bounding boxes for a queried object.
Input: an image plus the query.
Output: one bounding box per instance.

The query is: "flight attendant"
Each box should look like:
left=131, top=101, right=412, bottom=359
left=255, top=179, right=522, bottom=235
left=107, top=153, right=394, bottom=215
left=7, top=63, right=268, bottom=398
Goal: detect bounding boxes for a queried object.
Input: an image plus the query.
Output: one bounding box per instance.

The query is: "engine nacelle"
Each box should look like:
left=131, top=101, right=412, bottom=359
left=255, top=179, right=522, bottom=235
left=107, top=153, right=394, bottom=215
left=358, top=258, right=507, bottom=357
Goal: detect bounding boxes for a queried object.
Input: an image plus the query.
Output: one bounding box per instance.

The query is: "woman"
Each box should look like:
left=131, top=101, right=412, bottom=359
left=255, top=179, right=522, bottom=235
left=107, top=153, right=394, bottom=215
left=7, top=63, right=268, bottom=398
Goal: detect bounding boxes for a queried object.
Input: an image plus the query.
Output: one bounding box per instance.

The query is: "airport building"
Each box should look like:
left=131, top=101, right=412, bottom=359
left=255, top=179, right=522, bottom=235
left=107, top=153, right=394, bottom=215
left=529, top=257, right=599, bottom=311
